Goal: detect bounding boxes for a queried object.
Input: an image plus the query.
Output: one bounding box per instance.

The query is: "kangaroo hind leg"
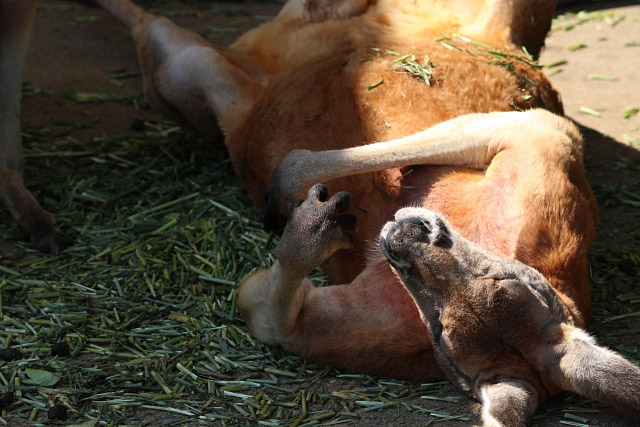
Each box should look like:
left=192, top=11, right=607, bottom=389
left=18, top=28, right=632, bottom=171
left=461, top=0, right=558, bottom=57
left=304, top=0, right=371, bottom=22
left=93, top=0, right=266, bottom=137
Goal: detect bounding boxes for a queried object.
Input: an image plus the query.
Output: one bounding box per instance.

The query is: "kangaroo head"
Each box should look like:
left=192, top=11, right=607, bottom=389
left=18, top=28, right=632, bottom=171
left=380, top=208, right=640, bottom=426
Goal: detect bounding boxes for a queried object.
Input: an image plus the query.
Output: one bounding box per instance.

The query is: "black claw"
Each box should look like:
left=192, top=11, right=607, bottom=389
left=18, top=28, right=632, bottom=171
left=333, top=192, right=351, bottom=213
left=336, top=214, right=357, bottom=231
left=263, top=207, right=288, bottom=235
left=345, top=233, right=354, bottom=244
left=307, top=184, right=329, bottom=202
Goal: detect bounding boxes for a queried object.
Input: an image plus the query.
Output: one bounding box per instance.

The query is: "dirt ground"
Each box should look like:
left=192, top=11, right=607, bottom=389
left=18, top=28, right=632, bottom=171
left=542, top=2, right=640, bottom=145
left=2, top=0, right=639, bottom=426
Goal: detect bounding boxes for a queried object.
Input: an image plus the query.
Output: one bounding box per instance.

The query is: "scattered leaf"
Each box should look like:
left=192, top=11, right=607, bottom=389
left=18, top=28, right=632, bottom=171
left=368, top=79, right=384, bottom=90
left=390, top=53, right=438, bottom=85
left=588, top=74, right=618, bottom=81
left=23, top=369, right=60, bottom=386
left=303, top=113, right=322, bottom=122
left=68, top=418, right=100, bottom=427
left=623, top=107, right=639, bottom=119
left=75, top=16, right=99, bottom=23
left=580, top=106, right=601, bottom=117
left=65, top=91, right=139, bottom=103
left=545, top=59, right=567, bottom=68
left=567, top=42, right=587, bottom=51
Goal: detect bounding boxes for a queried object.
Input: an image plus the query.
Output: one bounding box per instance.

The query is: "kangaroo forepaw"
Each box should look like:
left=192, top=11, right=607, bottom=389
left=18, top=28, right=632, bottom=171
left=275, top=184, right=356, bottom=272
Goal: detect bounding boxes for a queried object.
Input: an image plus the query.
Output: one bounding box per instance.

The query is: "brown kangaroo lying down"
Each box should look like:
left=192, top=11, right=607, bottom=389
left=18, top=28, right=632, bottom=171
left=2, top=0, right=638, bottom=425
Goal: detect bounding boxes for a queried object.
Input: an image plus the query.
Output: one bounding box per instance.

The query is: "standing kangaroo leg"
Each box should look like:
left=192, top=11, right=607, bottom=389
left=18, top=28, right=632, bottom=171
left=1, top=0, right=264, bottom=252
left=0, top=0, right=62, bottom=253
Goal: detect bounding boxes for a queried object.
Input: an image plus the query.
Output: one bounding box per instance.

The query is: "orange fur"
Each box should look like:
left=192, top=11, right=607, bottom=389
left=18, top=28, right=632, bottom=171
left=232, top=0, right=596, bottom=382
left=230, top=34, right=568, bottom=290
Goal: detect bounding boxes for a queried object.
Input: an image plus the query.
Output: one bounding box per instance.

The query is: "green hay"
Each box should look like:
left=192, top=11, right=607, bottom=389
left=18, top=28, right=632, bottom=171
left=2, top=2, right=639, bottom=426
left=1, top=102, right=475, bottom=425
left=552, top=10, right=626, bottom=32
left=390, top=54, right=438, bottom=86
left=3, top=83, right=639, bottom=426
left=580, top=106, right=601, bottom=117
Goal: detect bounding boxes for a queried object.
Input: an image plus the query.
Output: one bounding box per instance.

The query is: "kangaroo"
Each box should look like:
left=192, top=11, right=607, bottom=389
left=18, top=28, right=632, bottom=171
left=2, top=0, right=638, bottom=425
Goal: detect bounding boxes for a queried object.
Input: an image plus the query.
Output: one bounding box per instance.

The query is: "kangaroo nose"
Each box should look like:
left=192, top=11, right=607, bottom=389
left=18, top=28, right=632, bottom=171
left=395, top=213, right=452, bottom=249
left=397, top=217, right=431, bottom=233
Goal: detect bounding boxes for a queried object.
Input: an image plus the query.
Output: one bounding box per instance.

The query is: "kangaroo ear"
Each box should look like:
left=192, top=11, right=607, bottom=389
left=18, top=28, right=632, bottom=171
left=477, top=379, right=538, bottom=427
left=542, top=326, right=640, bottom=417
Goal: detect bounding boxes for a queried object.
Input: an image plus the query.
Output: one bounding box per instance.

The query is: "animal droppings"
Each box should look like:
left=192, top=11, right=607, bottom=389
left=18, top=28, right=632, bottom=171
left=0, top=348, right=22, bottom=362
left=47, top=404, right=68, bottom=421
left=51, top=342, right=71, bottom=357
left=0, top=392, right=14, bottom=409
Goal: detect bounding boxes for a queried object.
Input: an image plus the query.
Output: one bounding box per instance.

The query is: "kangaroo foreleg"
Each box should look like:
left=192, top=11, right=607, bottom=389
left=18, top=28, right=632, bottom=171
left=239, top=184, right=355, bottom=342
left=238, top=184, right=439, bottom=379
